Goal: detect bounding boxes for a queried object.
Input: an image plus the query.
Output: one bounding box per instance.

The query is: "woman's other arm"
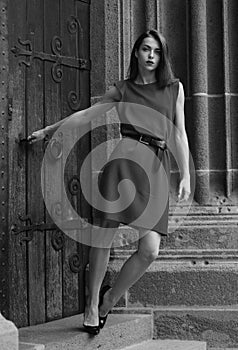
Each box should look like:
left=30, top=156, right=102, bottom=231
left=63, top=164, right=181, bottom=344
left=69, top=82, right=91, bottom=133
left=174, top=82, right=191, bottom=201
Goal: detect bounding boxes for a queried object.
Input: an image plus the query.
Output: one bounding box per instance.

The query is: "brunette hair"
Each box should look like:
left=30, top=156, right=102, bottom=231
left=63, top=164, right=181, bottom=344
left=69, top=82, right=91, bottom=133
left=127, top=29, right=178, bottom=88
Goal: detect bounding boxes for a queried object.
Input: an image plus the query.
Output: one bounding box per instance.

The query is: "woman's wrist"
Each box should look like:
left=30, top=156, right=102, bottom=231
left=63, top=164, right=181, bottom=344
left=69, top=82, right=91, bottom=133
left=43, top=126, right=51, bottom=138
left=180, top=172, right=190, bottom=180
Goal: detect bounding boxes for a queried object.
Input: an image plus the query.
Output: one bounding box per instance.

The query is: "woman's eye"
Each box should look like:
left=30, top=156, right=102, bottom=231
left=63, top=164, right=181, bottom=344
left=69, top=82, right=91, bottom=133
left=142, top=47, right=148, bottom=51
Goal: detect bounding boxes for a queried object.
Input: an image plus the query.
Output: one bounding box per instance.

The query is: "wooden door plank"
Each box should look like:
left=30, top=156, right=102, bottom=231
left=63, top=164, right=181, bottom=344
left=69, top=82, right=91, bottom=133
left=8, top=0, right=29, bottom=327
left=26, top=0, right=46, bottom=325
left=60, top=0, right=80, bottom=316
left=43, top=0, right=63, bottom=322
left=75, top=0, right=91, bottom=313
left=76, top=0, right=91, bottom=109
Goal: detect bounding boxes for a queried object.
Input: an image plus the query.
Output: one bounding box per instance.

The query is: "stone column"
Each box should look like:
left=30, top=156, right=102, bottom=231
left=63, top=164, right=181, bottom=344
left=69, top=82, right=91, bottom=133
left=144, top=0, right=158, bottom=29
left=190, top=0, right=210, bottom=204
left=0, top=313, right=18, bottom=350
left=222, top=0, right=238, bottom=199
left=222, top=0, right=231, bottom=198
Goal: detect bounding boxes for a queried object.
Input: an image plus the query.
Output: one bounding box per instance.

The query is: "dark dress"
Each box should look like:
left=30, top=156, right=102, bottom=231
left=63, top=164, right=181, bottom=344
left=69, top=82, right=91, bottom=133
left=94, top=79, right=180, bottom=236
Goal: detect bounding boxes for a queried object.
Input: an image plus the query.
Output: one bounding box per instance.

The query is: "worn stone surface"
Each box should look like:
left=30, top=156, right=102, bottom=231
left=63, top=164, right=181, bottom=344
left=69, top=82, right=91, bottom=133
left=19, top=343, right=44, bottom=350
left=129, top=268, right=238, bottom=307
left=231, top=96, right=238, bottom=172
left=19, top=313, right=152, bottom=350
left=111, top=212, right=238, bottom=251
left=0, top=313, right=18, bottom=350
left=208, top=97, right=226, bottom=171
left=206, top=0, right=224, bottom=94
left=190, top=0, right=208, bottom=92
left=153, top=307, right=238, bottom=348
left=165, top=225, right=238, bottom=250
left=191, top=96, right=210, bottom=204
left=90, top=0, right=106, bottom=96
left=107, top=256, right=238, bottom=307
left=144, top=0, right=157, bottom=29
left=159, top=0, right=188, bottom=93
left=131, top=0, right=146, bottom=41
left=210, top=348, right=238, bottom=350
left=122, top=339, right=207, bottom=350
left=228, top=0, right=238, bottom=92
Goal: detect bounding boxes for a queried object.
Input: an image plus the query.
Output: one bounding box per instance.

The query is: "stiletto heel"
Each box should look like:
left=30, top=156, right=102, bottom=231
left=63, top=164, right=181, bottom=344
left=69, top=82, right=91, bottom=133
left=98, top=285, right=112, bottom=329
left=83, top=322, right=100, bottom=335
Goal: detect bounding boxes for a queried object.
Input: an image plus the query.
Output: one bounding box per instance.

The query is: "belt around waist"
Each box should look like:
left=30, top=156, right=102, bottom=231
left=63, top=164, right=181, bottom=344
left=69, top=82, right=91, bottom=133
left=122, top=132, right=167, bottom=151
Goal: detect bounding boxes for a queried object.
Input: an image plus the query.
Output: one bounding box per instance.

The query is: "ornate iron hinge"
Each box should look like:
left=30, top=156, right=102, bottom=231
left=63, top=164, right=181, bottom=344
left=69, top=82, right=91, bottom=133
left=11, top=36, right=90, bottom=80
left=11, top=16, right=90, bottom=111
left=11, top=214, right=89, bottom=243
left=11, top=16, right=90, bottom=76
left=11, top=215, right=57, bottom=242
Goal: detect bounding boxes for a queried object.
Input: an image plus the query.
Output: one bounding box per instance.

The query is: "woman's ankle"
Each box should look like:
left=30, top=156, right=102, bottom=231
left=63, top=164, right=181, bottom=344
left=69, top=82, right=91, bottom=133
left=86, top=294, right=100, bottom=308
left=86, top=302, right=99, bottom=312
left=99, top=289, right=115, bottom=316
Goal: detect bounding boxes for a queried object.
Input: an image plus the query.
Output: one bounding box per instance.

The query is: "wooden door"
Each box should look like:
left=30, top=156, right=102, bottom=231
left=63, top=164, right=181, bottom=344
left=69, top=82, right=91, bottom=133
left=7, top=0, right=91, bottom=327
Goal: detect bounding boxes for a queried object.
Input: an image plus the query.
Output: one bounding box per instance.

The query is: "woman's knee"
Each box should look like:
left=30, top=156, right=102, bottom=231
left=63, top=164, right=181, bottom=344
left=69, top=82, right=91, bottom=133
left=137, top=230, right=161, bottom=263
left=137, top=247, right=159, bottom=264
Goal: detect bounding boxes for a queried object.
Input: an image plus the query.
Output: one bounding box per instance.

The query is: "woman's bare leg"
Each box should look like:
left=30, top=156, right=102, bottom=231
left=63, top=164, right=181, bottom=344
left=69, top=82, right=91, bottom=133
left=99, top=229, right=161, bottom=317
left=83, top=221, right=118, bottom=326
left=83, top=246, right=111, bottom=326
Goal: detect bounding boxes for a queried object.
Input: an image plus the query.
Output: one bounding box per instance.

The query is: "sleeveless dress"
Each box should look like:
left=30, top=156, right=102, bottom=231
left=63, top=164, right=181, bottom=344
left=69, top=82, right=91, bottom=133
left=94, top=79, right=179, bottom=236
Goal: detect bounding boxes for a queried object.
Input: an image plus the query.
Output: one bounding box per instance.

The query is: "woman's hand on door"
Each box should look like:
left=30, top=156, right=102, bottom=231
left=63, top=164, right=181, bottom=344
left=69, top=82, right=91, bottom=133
left=27, top=129, right=46, bottom=144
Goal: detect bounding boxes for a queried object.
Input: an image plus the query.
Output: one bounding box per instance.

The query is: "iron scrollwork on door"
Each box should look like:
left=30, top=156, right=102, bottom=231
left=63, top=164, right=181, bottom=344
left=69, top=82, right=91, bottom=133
left=11, top=16, right=90, bottom=111
left=68, top=252, right=83, bottom=273
left=51, top=229, right=65, bottom=251
left=68, top=176, right=81, bottom=196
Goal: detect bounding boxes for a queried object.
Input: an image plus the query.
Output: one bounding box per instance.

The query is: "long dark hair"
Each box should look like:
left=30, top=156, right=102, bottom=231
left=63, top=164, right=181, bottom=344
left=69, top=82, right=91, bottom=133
left=127, top=29, right=178, bottom=88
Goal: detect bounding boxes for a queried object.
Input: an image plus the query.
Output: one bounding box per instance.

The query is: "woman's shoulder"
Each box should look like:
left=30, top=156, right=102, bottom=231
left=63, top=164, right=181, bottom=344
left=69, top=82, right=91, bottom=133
left=164, top=79, right=181, bottom=105
left=169, top=78, right=180, bottom=88
left=168, top=78, right=181, bottom=94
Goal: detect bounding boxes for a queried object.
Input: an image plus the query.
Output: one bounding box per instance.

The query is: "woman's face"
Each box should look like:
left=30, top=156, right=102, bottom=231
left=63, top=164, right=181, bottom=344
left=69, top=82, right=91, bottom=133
left=135, top=36, right=161, bottom=72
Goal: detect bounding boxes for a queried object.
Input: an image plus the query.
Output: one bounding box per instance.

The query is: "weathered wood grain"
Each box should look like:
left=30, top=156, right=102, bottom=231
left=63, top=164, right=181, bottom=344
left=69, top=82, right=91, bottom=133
left=8, top=0, right=28, bottom=328
left=26, top=0, right=46, bottom=326
left=44, top=0, right=63, bottom=322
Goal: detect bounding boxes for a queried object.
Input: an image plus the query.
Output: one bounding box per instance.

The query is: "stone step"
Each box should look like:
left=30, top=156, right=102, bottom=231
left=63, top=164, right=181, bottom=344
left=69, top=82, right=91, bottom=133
left=105, top=256, right=238, bottom=307
left=113, top=220, right=238, bottom=251
left=19, top=313, right=152, bottom=350
left=152, top=306, right=238, bottom=349
left=122, top=339, right=207, bottom=350
left=19, top=343, right=44, bottom=350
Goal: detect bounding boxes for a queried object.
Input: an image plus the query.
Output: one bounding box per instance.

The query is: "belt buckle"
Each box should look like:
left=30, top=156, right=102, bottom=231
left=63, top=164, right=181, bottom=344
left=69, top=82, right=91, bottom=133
left=160, top=140, right=166, bottom=150
left=139, top=135, right=149, bottom=145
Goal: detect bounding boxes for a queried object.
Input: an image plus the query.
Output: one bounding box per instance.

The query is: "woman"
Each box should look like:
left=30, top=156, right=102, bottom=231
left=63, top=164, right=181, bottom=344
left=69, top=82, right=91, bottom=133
left=28, top=29, right=191, bottom=335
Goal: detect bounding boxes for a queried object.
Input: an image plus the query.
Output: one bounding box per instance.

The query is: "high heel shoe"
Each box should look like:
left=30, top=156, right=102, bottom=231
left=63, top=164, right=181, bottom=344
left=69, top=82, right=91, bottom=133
left=98, top=285, right=112, bottom=329
left=83, top=309, right=100, bottom=335
left=83, top=322, right=100, bottom=335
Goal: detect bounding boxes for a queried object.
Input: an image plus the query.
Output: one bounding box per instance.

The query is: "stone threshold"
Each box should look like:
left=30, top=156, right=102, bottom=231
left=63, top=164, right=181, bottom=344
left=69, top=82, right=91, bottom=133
left=19, top=313, right=152, bottom=350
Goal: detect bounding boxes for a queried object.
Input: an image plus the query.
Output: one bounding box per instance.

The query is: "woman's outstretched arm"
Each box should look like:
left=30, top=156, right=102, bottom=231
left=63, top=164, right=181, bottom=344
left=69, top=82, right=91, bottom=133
left=174, top=82, right=191, bottom=201
left=28, top=85, right=121, bottom=143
